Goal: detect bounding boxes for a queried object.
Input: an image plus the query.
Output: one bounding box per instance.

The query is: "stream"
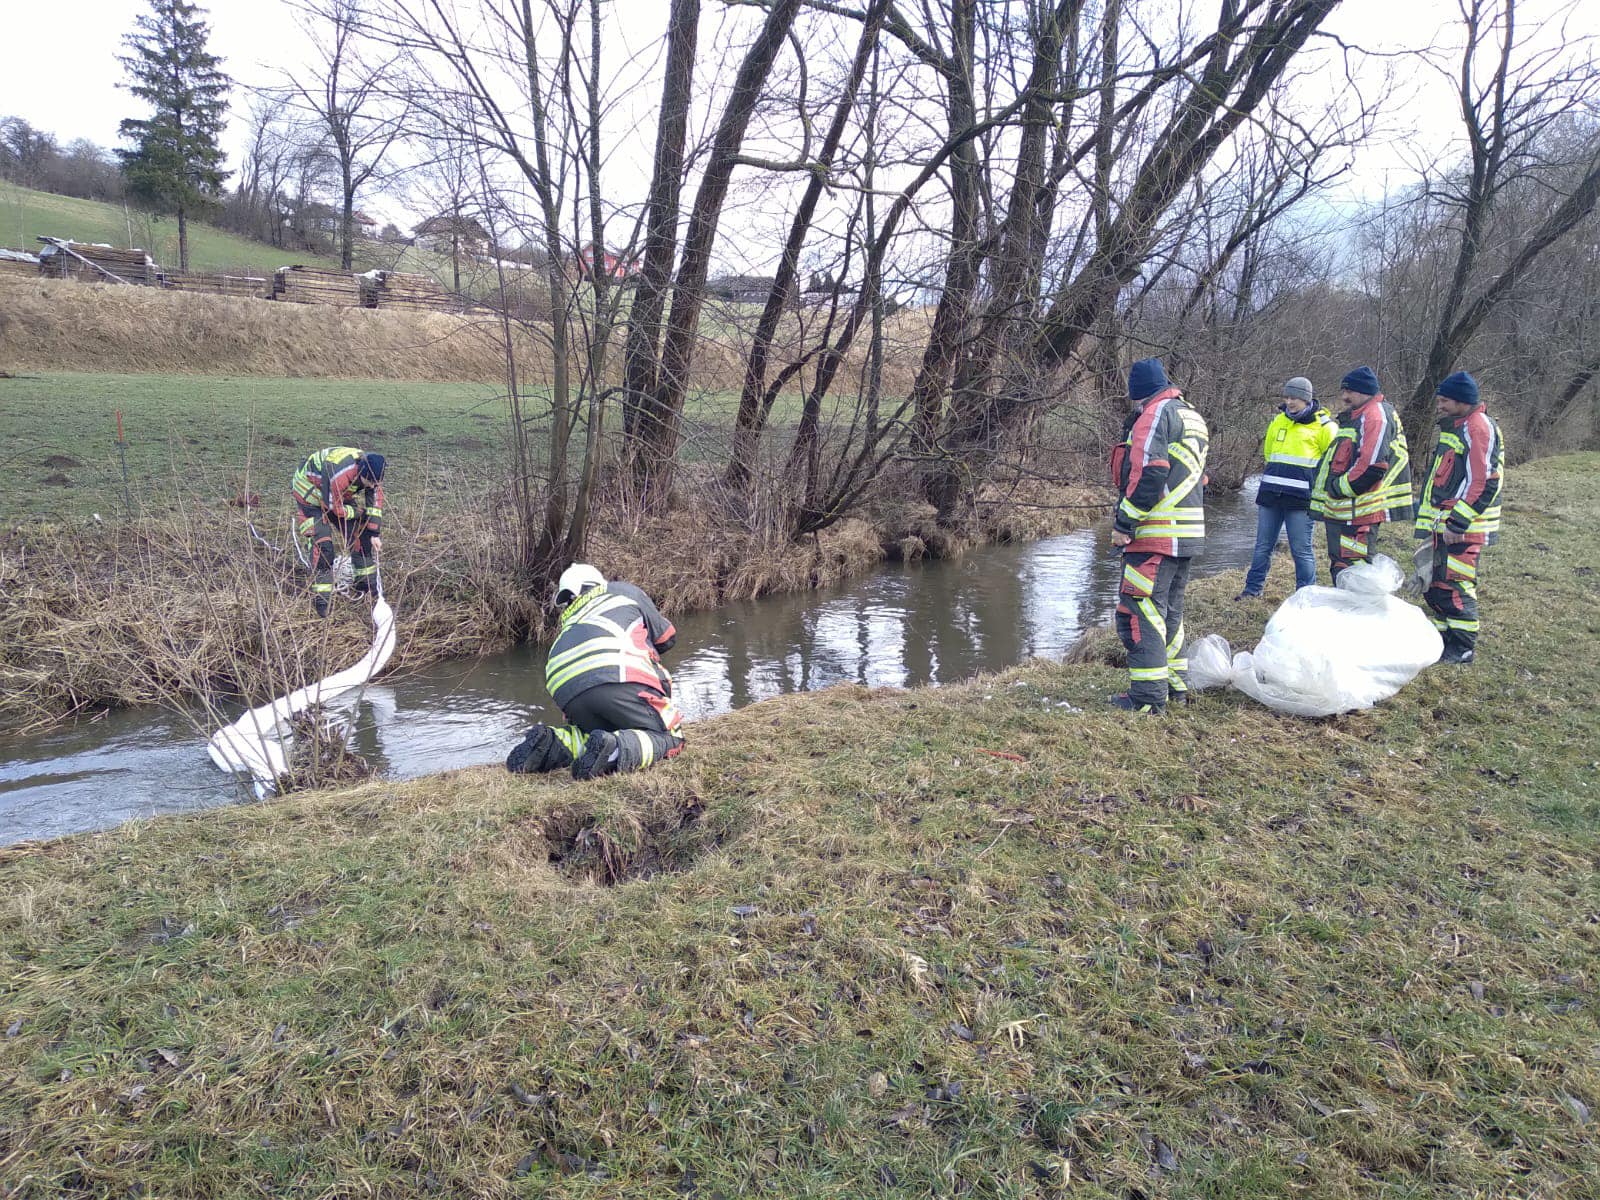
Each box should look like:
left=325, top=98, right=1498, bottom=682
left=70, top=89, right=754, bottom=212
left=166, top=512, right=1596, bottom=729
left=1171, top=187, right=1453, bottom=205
left=0, top=483, right=1263, bottom=845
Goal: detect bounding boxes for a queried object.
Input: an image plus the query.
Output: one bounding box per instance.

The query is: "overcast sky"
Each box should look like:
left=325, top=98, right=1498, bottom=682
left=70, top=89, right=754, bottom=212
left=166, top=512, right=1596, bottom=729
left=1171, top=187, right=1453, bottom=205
left=1, top=0, right=1595, bottom=233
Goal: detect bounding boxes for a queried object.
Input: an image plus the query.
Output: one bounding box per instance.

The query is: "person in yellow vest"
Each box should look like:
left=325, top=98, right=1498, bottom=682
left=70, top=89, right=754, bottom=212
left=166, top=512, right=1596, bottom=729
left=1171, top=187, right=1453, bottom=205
left=290, top=447, right=384, bottom=617
left=1236, top=376, right=1336, bottom=599
left=1414, top=371, right=1505, bottom=664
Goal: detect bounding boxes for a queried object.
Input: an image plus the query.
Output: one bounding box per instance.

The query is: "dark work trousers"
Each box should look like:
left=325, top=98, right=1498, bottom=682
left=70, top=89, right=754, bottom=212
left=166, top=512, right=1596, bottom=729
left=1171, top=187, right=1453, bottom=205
left=1116, top=551, right=1193, bottom=707
left=296, top=499, right=377, bottom=599
left=1325, top=520, right=1376, bottom=583
left=561, top=682, right=685, bottom=772
left=1424, top=536, right=1485, bottom=656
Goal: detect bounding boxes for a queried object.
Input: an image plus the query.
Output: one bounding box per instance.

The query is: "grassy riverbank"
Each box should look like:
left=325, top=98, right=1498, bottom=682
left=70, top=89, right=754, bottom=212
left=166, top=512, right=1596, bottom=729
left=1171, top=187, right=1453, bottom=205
left=2, top=456, right=1596, bottom=1197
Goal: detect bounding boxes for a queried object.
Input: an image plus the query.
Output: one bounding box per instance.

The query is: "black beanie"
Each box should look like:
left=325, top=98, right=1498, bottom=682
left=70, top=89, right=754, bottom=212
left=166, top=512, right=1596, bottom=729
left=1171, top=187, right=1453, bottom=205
left=1436, top=371, right=1480, bottom=406
left=1340, top=366, right=1380, bottom=396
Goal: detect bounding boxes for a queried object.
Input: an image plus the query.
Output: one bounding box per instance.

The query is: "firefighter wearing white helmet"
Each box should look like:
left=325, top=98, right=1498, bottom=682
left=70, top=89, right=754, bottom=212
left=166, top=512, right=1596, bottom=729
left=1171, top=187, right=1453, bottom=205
left=506, top=563, right=686, bottom=779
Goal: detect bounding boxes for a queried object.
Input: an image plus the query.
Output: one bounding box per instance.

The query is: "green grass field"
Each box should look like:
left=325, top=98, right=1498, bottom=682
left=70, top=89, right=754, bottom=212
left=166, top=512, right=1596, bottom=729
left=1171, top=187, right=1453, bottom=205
left=1, top=456, right=1596, bottom=1196
left=0, top=183, right=456, bottom=280
left=0, top=183, right=346, bottom=274
left=0, top=371, right=508, bottom=521
left=0, top=372, right=804, bottom=522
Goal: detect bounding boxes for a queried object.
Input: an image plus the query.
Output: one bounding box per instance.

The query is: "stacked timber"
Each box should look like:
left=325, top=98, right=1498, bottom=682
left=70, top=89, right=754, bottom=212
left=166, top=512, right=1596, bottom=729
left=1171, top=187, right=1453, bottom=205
left=163, top=270, right=271, bottom=299
left=271, top=265, right=363, bottom=306
left=37, top=240, right=155, bottom=284
left=0, top=248, right=38, bottom=279
left=360, top=268, right=458, bottom=311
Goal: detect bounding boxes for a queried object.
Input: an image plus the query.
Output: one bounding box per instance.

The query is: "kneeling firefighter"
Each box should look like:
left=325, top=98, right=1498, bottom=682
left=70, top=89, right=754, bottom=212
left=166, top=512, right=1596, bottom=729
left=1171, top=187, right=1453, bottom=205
left=291, top=446, right=385, bottom=617
left=505, top=564, right=686, bottom=781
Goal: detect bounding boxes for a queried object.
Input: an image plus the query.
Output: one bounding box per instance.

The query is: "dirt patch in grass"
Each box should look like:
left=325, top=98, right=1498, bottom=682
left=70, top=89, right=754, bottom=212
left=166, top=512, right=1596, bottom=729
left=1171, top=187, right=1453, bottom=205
left=39, top=472, right=71, bottom=486
left=41, top=454, right=81, bottom=469
left=543, top=793, right=710, bottom=884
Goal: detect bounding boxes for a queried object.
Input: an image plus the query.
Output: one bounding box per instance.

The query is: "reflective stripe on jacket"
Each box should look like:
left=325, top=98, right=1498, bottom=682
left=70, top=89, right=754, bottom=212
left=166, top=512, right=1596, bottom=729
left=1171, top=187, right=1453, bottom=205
left=545, top=581, right=678, bottom=712
left=1109, top=388, right=1209, bottom=557
left=292, top=446, right=383, bottom=533
left=1310, top=395, right=1413, bottom=526
left=1257, top=406, right=1336, bottom=509
left=1415, top=405, right=1504, bottom=544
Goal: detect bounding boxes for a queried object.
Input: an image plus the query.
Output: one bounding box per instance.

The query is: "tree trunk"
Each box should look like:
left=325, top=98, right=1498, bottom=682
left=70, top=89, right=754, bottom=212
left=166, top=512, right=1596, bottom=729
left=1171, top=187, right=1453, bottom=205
left=907, top=0, right=979, bottom=462
left=567, top=0, right=616, bottom=559
left=634, top=0, right=805, bottom=506
left=725, top=0, right=890, bottom=493
left=621, top=0, right=701, bottom=458
left=177, top=206, right=189, bottom=271
left=924, top=0, right=1076, bottom=520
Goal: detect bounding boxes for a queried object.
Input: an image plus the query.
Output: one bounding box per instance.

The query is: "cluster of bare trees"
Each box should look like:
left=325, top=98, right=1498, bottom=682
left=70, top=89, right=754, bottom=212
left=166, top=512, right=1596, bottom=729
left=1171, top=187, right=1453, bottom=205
left=0, top=117, right=125, bottom=202
left=331, top=0, right=1599, bottom=592
left=17, top=0, right=1600, bottom=594
left=343, top=0, right=1371, bottom=589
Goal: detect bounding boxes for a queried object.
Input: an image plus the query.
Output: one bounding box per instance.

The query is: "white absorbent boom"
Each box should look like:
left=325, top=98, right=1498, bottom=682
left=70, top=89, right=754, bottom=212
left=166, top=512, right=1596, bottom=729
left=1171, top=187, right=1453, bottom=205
left=206, top=573, right=396, bottom=797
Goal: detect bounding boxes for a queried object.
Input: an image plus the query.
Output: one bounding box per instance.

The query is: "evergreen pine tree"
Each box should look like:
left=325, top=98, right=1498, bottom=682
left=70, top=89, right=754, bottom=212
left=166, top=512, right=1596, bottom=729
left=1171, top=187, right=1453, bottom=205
left=117, top=0, right=230, bottom=271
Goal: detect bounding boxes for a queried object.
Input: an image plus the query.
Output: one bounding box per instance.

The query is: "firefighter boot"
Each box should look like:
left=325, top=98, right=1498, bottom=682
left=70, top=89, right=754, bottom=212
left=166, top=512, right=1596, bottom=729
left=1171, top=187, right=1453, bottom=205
left=572, top=730, right=621, bottom=781
left=312, top=592, right=331, bottom=618
left=505, top=724, right=575, bottom=774
left=1109, top=692, right=1165, bottom=715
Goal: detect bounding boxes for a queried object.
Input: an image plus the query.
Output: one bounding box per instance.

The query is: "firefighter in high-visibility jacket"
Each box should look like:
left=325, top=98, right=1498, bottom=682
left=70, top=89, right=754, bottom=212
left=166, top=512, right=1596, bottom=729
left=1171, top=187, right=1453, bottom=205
left=505, top=564, right=687, bottom=780
left=1109, top=358, right=1209, bottom=714
left=291, top=447, right=385, bottom=617
left=1415, top=371, right=1504, bottom=665
left=1310, top=367, right=1412, bottom=581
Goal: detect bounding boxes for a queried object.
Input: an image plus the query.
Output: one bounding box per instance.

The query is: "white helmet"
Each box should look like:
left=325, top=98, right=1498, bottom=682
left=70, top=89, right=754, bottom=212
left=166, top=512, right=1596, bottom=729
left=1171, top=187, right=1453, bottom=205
left=554, top=562, right=606, bottom=607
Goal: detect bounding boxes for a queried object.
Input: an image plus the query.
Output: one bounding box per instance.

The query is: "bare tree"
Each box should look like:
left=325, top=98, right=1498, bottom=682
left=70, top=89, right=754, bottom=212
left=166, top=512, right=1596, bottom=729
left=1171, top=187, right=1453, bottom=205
left=624, top=0, right=806, bottom=506
left=1399, top=0, right=1600, bottom=430
left=279, top=0, right=409, bottom=270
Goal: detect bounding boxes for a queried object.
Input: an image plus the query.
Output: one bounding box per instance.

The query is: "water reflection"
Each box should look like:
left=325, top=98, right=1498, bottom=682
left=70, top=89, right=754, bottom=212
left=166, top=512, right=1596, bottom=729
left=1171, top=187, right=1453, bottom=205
left=0, top=483, right=1260, bottom=843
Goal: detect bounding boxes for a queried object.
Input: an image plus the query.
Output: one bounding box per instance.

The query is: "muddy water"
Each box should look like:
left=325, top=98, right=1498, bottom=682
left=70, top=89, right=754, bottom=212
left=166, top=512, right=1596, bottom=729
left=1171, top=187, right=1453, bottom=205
left=0, top=485, right=1263, bottom=844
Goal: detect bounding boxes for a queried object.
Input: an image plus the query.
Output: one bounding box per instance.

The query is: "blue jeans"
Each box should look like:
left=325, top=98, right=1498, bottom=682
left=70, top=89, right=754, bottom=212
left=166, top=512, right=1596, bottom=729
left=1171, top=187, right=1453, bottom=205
left=1243, top=503, right=1316, bottom=594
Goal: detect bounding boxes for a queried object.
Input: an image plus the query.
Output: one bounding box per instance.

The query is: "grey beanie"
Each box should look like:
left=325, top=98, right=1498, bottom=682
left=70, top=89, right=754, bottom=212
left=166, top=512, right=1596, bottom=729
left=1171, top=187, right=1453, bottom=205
left=1282, top=376, right=1314, bottom=403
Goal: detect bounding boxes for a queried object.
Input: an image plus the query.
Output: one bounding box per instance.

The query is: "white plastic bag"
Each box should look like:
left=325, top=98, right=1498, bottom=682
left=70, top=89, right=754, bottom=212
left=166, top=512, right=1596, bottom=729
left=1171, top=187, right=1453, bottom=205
left=1187, top=633, right=1236, bottom=691
left=1198, top=555, right=1442, bottom=716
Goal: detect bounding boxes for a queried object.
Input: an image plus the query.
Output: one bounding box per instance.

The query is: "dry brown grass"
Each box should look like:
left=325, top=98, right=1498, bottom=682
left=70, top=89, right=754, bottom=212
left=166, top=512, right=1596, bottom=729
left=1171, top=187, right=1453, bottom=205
left=0, top=276, right=936, bottom=394
left=0, top=276, right=525, bottom=381
left=0, top=499, right=528, bottom=730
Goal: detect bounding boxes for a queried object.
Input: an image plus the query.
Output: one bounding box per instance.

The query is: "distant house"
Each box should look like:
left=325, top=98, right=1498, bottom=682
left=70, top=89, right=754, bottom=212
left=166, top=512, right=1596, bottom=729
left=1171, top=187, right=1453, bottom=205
left=414, top=213, right=491, bottom=257
left=288, top=202, right=338, bottom=234
left=286, top=205, right=378, bottom=236
left=708, top=273, right=777, bottom=304
left=282, top=202, right=337, bottom=253
left=577, top=243, right=638, bottom=283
